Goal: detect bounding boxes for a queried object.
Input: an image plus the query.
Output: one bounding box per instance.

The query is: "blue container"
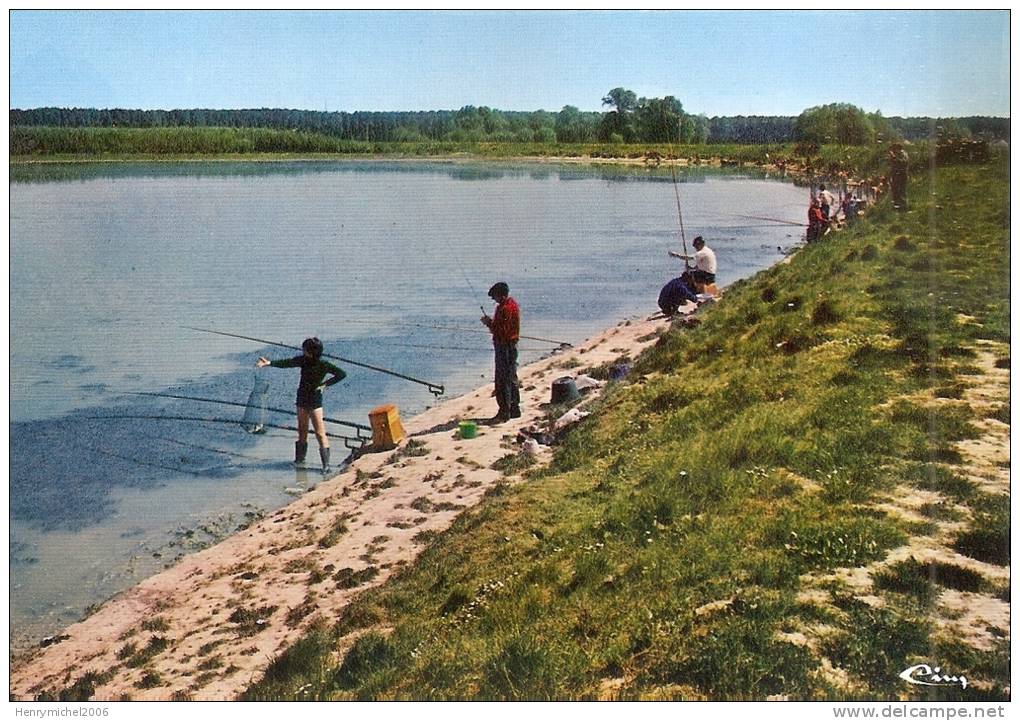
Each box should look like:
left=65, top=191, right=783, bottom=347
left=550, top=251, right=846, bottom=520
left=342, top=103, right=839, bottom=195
left=609, top=364, right=631, bottom=381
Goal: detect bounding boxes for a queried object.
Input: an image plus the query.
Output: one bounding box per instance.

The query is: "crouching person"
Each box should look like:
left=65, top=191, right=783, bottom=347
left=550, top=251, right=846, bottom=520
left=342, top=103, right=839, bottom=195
left=658, top=273, right=699, bottom=317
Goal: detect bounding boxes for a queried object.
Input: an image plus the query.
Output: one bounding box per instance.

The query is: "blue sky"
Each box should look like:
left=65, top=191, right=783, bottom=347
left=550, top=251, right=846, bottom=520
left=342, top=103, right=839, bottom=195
left=9, top=10, right=1011, bottom=117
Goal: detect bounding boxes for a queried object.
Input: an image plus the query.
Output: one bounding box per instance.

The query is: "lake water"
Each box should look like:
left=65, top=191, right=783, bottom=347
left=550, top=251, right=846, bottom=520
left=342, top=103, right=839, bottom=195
left=9, top=159, right=807, bottom=648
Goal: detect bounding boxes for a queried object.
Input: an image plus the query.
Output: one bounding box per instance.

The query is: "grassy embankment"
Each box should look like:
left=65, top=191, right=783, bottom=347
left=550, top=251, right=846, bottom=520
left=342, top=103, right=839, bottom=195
left=234, top=152, right=1009, bottom=699
left=10, top=125, right=882, bottom=171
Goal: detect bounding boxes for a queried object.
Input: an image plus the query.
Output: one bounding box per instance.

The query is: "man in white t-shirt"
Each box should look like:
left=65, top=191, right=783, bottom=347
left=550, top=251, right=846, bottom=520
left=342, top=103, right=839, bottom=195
left=818, top=185, right=835, bottom=220
left=668, top=235, right=718, bottom=297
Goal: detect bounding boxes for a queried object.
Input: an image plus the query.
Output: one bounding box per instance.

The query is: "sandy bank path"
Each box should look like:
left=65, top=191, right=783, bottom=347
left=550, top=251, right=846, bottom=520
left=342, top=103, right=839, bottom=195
left=11, top=308, right=687, bottom=701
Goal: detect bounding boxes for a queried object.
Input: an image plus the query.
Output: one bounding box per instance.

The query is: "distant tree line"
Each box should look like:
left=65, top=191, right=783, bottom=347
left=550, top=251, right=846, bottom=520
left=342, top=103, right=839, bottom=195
left=790, top=103, right=1008, bottom=145
left=9, top=91, right=1009, bottom=145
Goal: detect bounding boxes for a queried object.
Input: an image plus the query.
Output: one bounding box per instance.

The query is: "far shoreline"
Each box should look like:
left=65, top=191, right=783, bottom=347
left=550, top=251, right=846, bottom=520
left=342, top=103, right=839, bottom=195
left=8, top=151, right=799, bottom=175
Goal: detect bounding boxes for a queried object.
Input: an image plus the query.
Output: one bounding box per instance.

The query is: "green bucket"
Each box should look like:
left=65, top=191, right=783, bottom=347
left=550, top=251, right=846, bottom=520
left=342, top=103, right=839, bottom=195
left=459, top=421, right=478, bottom=439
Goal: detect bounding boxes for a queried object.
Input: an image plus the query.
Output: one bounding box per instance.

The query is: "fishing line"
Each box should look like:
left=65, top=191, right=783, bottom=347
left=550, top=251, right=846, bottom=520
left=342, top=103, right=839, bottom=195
left=459, top=265, right=488, bottom=316
left=340, top=319, right=572, bottom=347
left=39, top=431, right=216, bottom=478
left=136, top=432, right=277, bottom=464
left=431, top=197, right=575, bottom=349
left=183, top=326, right=445, bottom=397
left=127, top=390, right=372, bottom=434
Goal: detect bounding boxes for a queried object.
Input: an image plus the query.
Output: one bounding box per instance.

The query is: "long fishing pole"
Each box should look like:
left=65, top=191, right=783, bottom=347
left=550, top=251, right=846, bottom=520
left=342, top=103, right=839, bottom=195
left=713, top=224, right=807, bottom=230
left=667, top=120, right=691, bottom=270
left=127, top=391, right=372, bottom=435
left=367, top=340, right=549, bottom=353
left=183, top=326, right=445, bottom=397
left=341, top=319, right=572, bottom=348
left=82, top=414, right=367, bottom=446
left=729, top=213, right=806, bottom=227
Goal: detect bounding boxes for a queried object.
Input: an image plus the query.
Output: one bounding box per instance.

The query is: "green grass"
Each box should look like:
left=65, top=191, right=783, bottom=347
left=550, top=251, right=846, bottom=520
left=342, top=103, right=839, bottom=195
left=8, top=126, right=775, bottom=161
left=491, top=452, right=537, bottom=475
left=240, top=154, right=1009, bottom=700
left=140, top=616, right=170, bottom=633
left=954, top=494, right=1010, bottom=565
left=11, top=127, right=899, bottom=178
left=227, top=605, right=279, bottom=637
left=822, top=594, right=931, bottom=694
left=123, top=635, right=170, bottom=668
left=136, top=671, right=165, bottom=690
left=873, top=558, right=989, bottom=606
left=317, top=513, right=352, bottom=549
left=902, top=462, right=976, bottom=500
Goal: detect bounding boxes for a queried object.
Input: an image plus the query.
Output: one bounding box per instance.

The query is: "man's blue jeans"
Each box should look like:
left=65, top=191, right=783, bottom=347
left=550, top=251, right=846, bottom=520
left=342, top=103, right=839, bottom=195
left=494, top=343, right=520, bottom=415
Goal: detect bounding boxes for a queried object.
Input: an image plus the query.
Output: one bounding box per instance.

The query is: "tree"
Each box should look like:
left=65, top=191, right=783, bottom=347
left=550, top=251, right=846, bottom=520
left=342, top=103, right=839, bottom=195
left=555, top=105, right=596, bottom=143
left=599, top=88, right=638, bottom=142
left=635, top=96, right=684, bottom=143
left=867, top=110, right=898, bottom=143
left=795, top=103, right=874, bottom=145
left=528, top=110, right=554, bottom=132
left=601, top=87, right=638, bottom=114
left=533, top=126, right=556, bottom=144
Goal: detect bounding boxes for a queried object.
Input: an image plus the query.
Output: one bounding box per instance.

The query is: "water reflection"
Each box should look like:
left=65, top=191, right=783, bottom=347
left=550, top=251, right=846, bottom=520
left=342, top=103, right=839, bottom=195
left=11, top=157, right=786, bottom=185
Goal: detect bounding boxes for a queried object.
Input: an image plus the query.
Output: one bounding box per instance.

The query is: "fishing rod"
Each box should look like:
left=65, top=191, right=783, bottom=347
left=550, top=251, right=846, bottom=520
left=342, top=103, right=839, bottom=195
left=341, top=319, right=572, bottom=348
left=728, top=213, right=806, bottom=227
left=434, top=213, right=569, bottom=348
left=365, top=340, right=549, bottom=353
left=713, top=224, right=807, bottom=230
left=127, top=391, right=372, bottom=435
left=183, top=326, right=445, bottom=397
left=667, top=122, right=691, bottom=270
left=82, top=414, right=368, bottom=448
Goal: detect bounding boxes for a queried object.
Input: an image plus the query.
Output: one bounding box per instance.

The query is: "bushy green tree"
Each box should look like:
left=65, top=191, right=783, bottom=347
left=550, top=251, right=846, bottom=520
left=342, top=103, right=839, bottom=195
left=601, top=87, right=638, bottom=114
left=533, top=126, right=556, bottom=143
left=555, top=105, right=597, bottom=143
left=868, top=111, right=898, bottom=142
left=635, top=96, right=685, bottom=143
left=599, top=88, right=638, bottom=142
left=795, top=103, right=875, bottom=145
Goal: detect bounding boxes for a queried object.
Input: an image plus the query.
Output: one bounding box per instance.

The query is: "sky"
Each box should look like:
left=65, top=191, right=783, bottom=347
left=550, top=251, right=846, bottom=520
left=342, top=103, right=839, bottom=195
left=8, top=10, right=1012, bottom=117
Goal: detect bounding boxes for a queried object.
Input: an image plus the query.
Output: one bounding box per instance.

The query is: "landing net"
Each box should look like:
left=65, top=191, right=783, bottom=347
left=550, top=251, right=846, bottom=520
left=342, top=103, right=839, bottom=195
left=241, top=375, right=270, bottom=434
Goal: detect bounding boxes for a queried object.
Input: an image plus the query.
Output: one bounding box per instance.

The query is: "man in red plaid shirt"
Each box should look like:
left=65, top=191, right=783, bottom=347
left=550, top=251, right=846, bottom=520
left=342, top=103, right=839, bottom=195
left=481, top=281, right=521, bottom=423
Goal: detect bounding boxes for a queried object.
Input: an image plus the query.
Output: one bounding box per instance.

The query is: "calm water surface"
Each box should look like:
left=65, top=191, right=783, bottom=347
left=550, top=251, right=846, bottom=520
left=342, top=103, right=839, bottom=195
left=10, top=160, right=807, bottom=647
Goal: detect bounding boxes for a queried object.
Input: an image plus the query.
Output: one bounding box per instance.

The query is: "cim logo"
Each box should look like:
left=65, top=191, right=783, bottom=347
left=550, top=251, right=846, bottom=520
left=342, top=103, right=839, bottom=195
left=899, top=664, right=969, bottom=690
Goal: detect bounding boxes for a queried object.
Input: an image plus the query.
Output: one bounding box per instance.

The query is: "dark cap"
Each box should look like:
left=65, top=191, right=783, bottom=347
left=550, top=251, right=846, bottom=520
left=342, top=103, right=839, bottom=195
left=692, top=235, right=704, bottom=246
left=488, top=282, right=509, bottom=299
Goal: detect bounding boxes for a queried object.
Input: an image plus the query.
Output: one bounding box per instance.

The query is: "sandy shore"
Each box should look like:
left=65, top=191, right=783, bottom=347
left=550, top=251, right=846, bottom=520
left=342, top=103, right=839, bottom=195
left=10, top=305, right=695, bottom=701
left=10, top=153, right=794, bottom=174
